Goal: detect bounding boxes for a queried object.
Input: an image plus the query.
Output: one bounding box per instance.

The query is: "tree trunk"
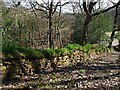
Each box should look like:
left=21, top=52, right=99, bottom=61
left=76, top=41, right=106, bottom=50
left=82, top=16, right=92, bottom=45
left=57, top=1, right=63, bottom=48
left=48, top=1, right=53, bottom=48
left=108, top=30, right=116, bottom=48
left=108, top=5, right=119, bottom=48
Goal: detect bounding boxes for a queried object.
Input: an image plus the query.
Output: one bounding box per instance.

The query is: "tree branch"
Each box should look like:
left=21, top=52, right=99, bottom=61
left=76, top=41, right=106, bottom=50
left=52, top=2, right=60, bottom=15
left=34, top=8, right=48, bottom=16
left=92, top=1, right=120, bottom=16
left=61, top=2, right=69, bottom=6
left=83, top=2, right=90, bottom=16
left=88, top=2, right=97, bottom=14
left=35, top=1, right=49, bottom=10
left=52, top=1, right=69, bottom=15
left=30, top=1, right=48, bottom=16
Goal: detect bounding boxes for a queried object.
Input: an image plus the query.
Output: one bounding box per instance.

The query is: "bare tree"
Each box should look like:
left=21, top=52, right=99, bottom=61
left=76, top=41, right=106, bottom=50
left=80, top=0, right=120, bottom=45
left=29, top=0, right=69, bottom=48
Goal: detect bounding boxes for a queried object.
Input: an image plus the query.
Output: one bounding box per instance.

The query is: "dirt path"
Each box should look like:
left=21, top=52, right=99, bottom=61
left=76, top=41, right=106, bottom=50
left=1, top=52, right=120, bottom=90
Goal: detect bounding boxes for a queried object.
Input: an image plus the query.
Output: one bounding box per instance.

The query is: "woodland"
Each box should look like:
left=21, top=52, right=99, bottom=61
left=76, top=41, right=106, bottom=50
left=0, top=0, right=120, bottom=90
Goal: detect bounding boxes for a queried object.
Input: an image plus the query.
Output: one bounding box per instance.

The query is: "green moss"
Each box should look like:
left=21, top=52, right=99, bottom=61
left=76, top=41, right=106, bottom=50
left=55, top=48, right=70, bottom=56
left=39, top=74, right=44, bottom=81
left=2, top=44, right=44, bottom=60
left=42, top=48, right=57, bottom=59
left=44, top=84, right=49, bottom=89
left=17, top=47, right=43, bottom=60
left=2, top=43, right=111, bottom=62
left=82, top=44, right=93, bottom=53
left=95, top=46, right=109, bottom=53
left=2, top=44, right=16, bottom=54
left=65, top=44, right=81, bottom=52
left=95, top=47, right=100, bottom=52
left=2, top=44, right=20, bottom=61
left=79, top=69, right=86, bottom=73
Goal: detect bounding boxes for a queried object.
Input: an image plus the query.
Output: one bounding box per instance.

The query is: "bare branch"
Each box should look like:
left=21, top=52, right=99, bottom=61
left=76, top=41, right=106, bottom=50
left=11, top=0, right=21, bottom=7
left=83, top=2, right=90, bottom=16
left=35, top=1, right=49, bottom=10
left=109, top=0, right=117, bottom=5
left=89, top=1, right=98, bottom=14
left=52, top=2, right=60, bottom=15
left=61, top=2, right=69, bottom=6
left=92, top=1, right=120, bottom=16
left=34, top=8, right=48, bottom=16
left=41, top=0, right=49, bottom=7
left=29, top=1, right=48, bottom=16
left=52, top=1, right=69, bottom=15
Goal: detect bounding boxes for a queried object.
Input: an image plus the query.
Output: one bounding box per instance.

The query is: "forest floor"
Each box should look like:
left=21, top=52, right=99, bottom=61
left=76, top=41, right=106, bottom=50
left=1, top=52, right=120, bottom=90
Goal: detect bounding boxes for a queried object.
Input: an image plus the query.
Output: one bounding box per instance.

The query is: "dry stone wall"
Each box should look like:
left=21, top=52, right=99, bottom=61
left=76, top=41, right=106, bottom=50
left=1, top=47, right=113, bottom=81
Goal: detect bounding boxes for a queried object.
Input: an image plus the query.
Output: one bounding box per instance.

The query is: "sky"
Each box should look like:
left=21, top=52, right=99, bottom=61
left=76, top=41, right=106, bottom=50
left=3, top=0, right=119, bottom=13
left=3, top=0, right=119, bottom=3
